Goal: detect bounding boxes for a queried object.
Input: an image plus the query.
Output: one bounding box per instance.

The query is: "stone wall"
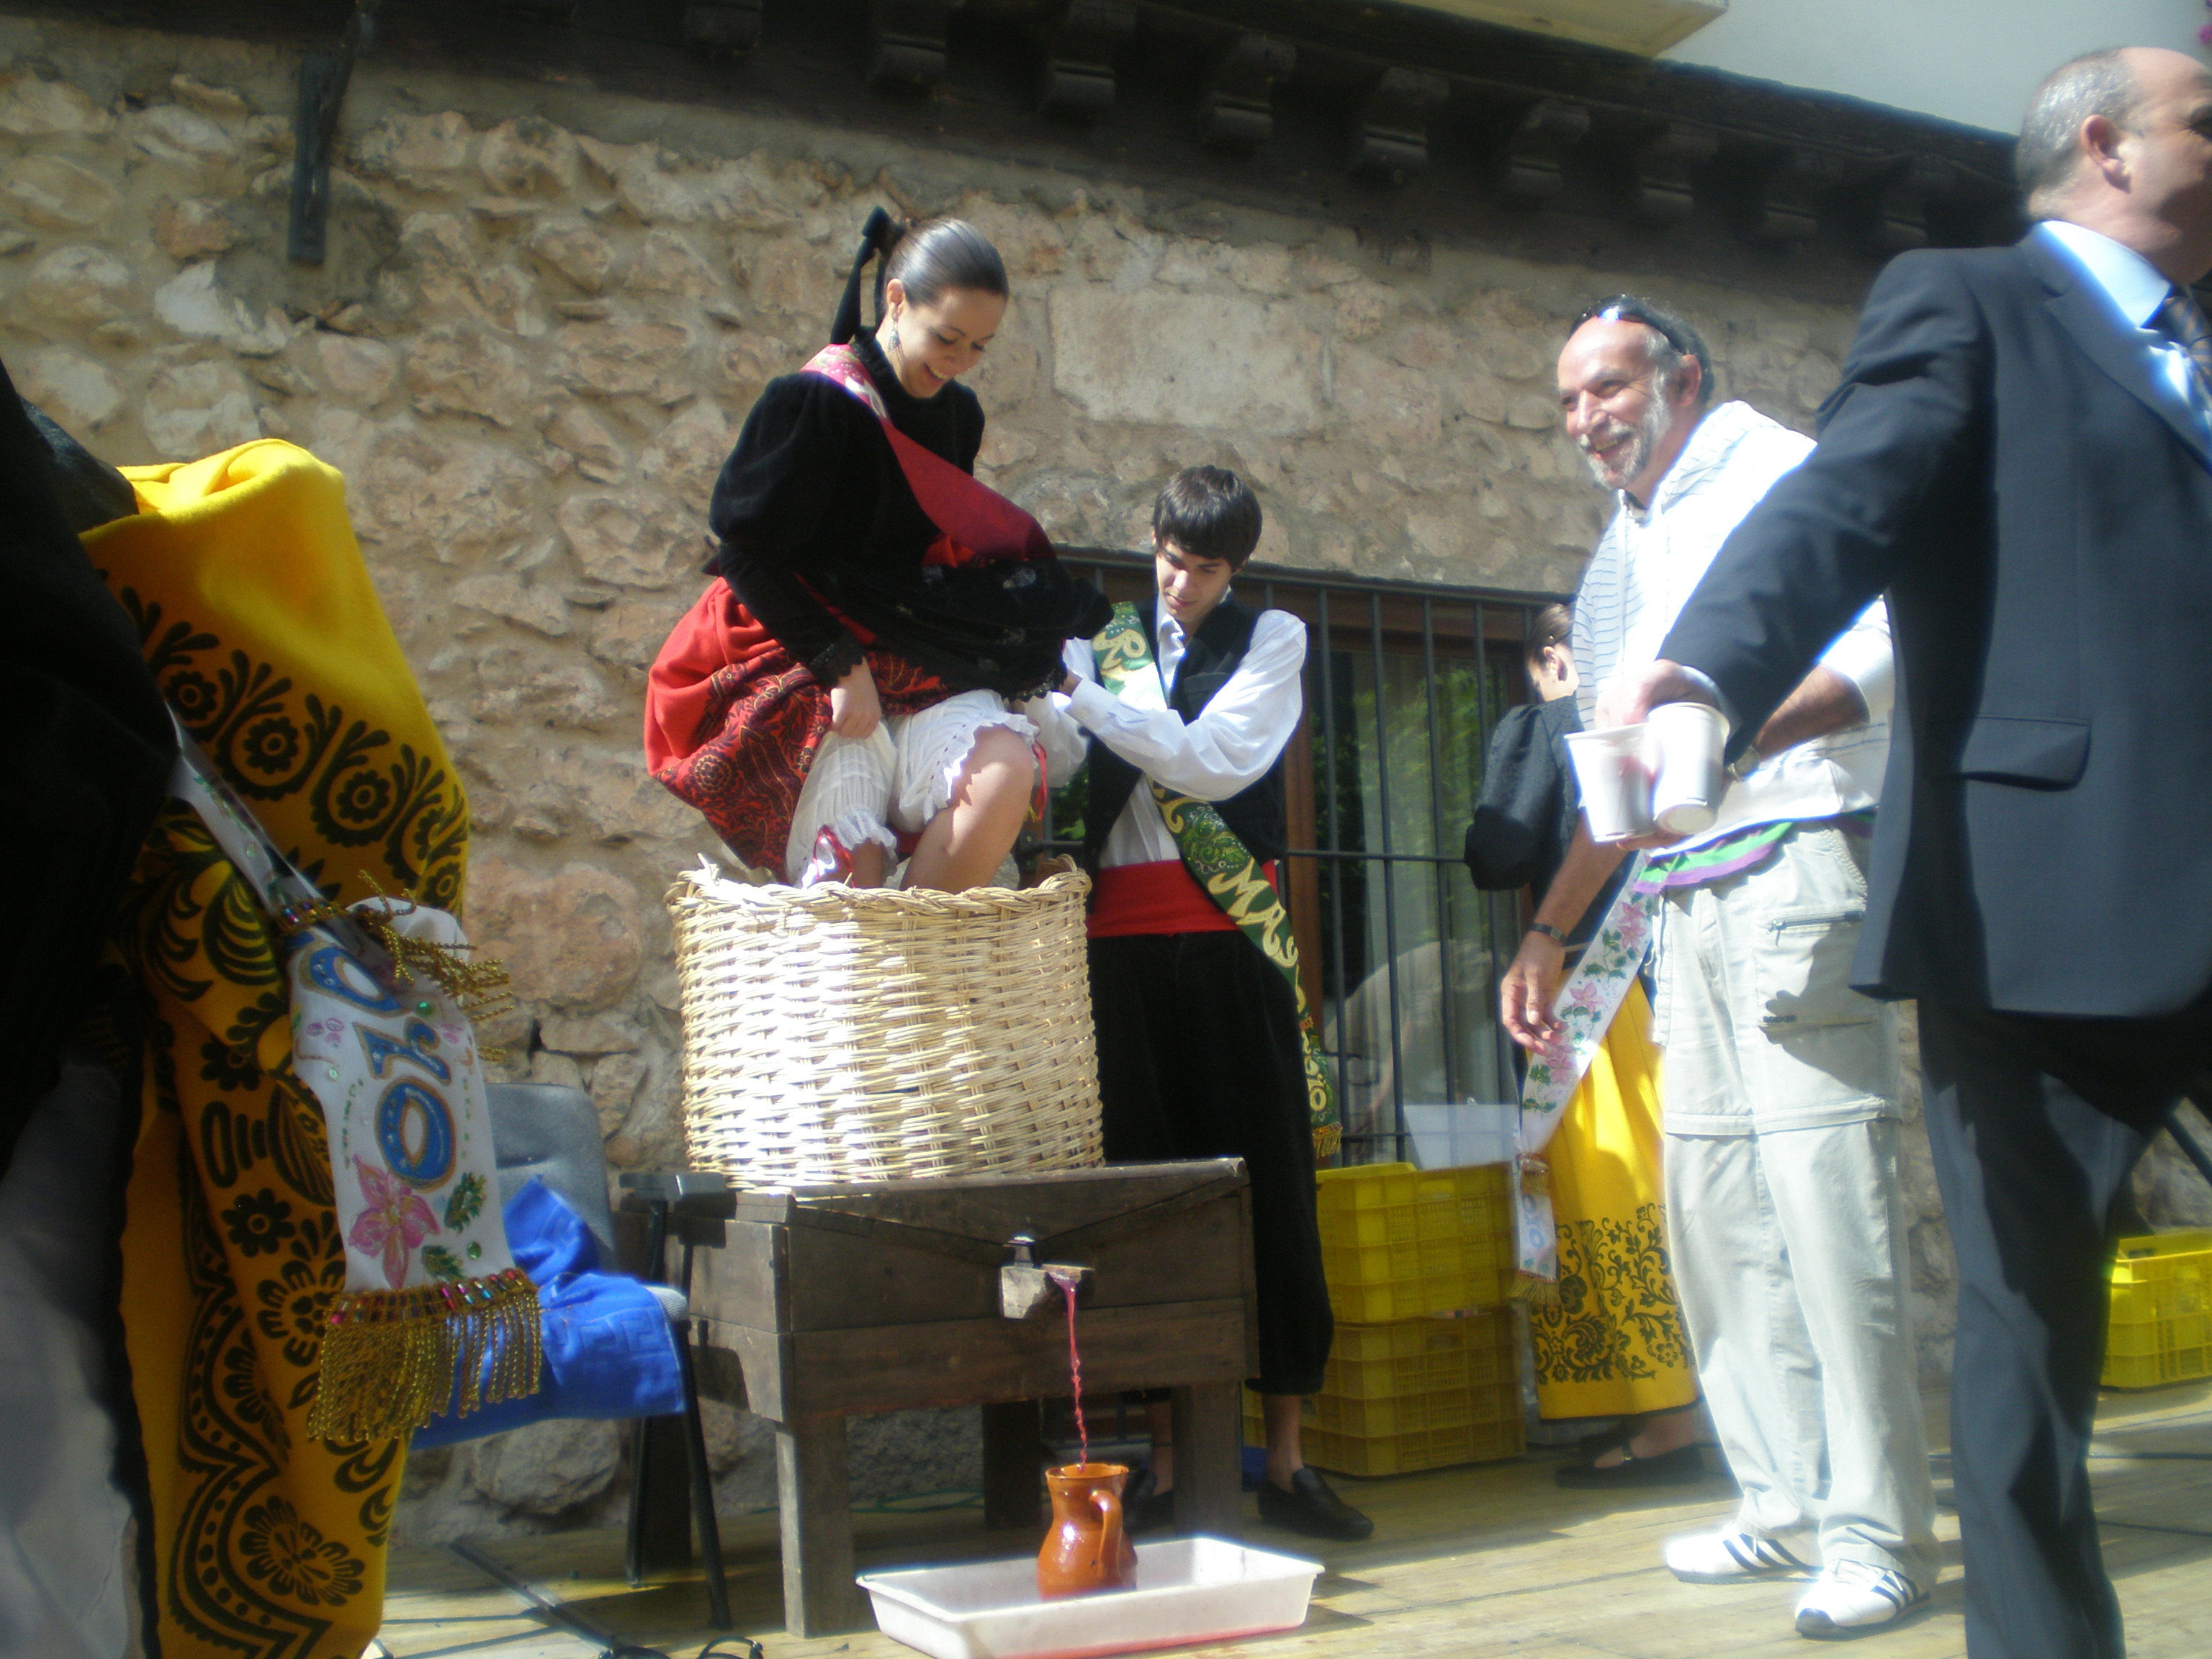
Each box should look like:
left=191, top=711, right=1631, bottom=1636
left=0, top=14, right=1997, bottom=1537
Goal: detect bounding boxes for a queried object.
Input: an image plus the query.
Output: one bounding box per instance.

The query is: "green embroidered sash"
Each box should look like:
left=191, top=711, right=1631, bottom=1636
left=1092, top=602, right=1341, bottom=1159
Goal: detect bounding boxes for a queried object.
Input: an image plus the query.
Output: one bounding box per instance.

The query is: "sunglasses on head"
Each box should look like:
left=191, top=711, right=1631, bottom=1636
left=1570, top=297, right=1694, bottom=359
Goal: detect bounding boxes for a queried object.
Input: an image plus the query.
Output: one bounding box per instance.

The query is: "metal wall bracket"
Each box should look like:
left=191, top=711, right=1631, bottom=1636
left=287, top=1, right=380, bottom=266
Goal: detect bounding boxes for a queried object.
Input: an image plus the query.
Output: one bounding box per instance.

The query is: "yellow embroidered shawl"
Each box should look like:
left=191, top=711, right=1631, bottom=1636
left=96, top=441, right=468, bottom=1659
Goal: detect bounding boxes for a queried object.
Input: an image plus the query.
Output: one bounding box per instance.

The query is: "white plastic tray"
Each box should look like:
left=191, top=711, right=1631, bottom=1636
left=857, top=1536, right=1321, bottom=1659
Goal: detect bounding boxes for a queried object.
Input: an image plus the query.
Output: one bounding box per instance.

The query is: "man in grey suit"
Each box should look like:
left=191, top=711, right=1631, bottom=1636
left=1604, top=48, right=2212, bottom=1659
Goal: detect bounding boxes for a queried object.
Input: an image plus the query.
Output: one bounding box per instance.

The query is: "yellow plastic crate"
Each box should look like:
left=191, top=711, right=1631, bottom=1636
left=2103, top=1231, right=2212, bottom=1389
left=1316, top=1162, right=1514, bottom=1321
left=1300, top=1414, right=1526, bottom=1478
left=1246, top=1382, right=1524, bottom=1475
left=1322, top=1307, right=1514, bottom=1401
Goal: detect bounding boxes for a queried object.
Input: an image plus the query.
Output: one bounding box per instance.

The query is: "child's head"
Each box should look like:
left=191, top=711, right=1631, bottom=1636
left=1151, top=467, right=1260, bottom=630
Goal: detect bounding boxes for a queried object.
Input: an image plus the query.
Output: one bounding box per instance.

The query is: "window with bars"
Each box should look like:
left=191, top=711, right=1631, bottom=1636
left=1044, top=549, right=1562, bottom=1166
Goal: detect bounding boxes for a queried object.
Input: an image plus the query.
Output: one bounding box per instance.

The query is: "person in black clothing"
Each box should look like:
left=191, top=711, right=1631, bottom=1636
left=1463, top=604, right=1585, bottom=924
left=647, top=212, right=1107, bottom=888
left=1603, top=47, right=2212, bottom=1659
left=1, top=378, right=174, bottom=1658
left=1034, top=469, right=1371, bottom=1543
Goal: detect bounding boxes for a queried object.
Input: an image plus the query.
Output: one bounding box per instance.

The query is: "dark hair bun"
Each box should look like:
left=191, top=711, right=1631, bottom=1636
left=832, top=210, right=1008, bottom=343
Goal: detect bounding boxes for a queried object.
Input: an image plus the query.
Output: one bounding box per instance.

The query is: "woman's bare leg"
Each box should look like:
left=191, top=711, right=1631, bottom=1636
left=902, top=726, right=1035, bottom=892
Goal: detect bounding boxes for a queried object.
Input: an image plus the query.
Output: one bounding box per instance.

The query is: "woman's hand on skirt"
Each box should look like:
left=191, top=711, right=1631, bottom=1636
left=830, top=658, right=883, bottom=738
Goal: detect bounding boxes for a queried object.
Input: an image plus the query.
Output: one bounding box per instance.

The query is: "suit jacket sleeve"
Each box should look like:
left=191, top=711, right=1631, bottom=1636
left=1659, top=250, right=1991, bottom=741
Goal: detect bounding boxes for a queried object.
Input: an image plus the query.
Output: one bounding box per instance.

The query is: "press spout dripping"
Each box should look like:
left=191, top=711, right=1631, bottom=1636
left=999, top=1240, right=1093, bottom=1319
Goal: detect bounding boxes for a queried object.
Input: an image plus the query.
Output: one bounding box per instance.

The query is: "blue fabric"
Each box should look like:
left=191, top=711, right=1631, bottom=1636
left=411, top=1178, right=685, bottom=1448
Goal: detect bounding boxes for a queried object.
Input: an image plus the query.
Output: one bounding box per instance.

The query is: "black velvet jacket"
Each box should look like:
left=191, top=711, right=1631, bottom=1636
left=708, top=334, right=1102, bottom=696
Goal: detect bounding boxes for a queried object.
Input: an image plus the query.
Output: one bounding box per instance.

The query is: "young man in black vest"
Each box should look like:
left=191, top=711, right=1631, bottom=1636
left=1035, top=467, right=1371, bottom=1542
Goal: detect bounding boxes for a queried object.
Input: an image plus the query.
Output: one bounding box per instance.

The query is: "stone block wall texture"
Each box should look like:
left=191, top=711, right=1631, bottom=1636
left=0, top=15, right=2069, bottom=1535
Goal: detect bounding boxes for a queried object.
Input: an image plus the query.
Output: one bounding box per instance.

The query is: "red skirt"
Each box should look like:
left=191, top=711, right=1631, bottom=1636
left=644, top=579, right=945, bottom=875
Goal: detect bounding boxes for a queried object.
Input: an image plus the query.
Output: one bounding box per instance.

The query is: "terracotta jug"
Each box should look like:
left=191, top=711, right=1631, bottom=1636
left=1037, top=1462, right=1138, bottom=1598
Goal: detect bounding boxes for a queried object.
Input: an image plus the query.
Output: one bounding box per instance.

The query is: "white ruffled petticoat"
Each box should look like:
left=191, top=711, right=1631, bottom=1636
left=781, top=688, right=1037, bottom=886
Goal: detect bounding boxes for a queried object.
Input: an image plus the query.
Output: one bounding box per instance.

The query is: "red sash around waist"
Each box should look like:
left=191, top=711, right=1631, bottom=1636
left=1087, top=858, right=1280, bottom=940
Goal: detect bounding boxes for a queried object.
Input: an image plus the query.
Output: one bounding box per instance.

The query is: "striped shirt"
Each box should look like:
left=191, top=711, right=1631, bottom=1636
left=1570, top=400, right=1892, bottom=852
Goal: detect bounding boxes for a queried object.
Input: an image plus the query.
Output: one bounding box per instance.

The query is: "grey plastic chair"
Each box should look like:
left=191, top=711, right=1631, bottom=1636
left=480, top=1082, right=731, bottom=1627
left=483, top=1082, right=617, bottom=1253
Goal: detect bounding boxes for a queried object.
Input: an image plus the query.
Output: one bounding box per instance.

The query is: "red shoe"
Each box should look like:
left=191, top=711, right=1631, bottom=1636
left=798, top=827, right=854, bottom=888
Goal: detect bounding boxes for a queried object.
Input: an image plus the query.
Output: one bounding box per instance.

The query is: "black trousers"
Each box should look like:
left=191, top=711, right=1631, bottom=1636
left=1917, top=991, right=2212, bottom=1659
left=1088, top=932, right=1333, bottom=1398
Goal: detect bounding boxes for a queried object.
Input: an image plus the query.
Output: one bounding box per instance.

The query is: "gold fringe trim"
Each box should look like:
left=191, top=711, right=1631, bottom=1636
left=275, top=880, right=518, bottom=1031
left=1511, top=1269, right=1561, bottom=1308
left=358, top=880, right=518, bottom=1028
left=1313, top=1123, right=1342, bottom=1161
left=308, top=1268, right=542, bottom=1443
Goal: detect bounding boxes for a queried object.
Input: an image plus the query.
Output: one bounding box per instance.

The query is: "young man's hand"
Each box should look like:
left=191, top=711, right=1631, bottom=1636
left=830, top=659, right=882, bottom=738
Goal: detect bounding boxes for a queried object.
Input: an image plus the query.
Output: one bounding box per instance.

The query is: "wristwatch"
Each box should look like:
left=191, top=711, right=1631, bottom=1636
left=1527, top=921, right=1571, bottom=947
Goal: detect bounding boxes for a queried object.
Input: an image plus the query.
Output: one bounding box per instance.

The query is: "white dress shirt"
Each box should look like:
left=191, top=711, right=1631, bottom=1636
left=2038, top=218, right=2212, bottom=436
left=1030, top=601, right=1308, bottom=868
left=1571, top=399, right=1894, bottom=851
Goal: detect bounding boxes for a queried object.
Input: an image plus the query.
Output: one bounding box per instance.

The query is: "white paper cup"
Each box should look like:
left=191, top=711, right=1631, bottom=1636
left=1565, top=724, right=1654, bottom=842
left=1648, top=702, right=1730, bottom=837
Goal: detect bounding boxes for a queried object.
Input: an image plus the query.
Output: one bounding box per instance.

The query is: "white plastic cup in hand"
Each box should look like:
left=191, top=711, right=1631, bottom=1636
left=1565, top=725, right=1654, bottom=842
left=1648, top=702, right=1730, bottom=837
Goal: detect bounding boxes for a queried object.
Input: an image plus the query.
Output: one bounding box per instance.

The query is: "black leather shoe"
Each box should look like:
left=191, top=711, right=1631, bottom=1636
left=1256, top=1467, right=1374, bottom=1541
left=1553, top=1442, right=1708, bottom=1489
left=1121, top=1465, right=1177, bottom=1534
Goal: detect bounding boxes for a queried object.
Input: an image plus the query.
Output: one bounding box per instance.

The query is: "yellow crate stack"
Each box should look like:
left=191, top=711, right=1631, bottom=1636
left=1312, top=1161, right=1516, bottom=1321
left=1247, top=1162, right=1524, bottom=1477
left=2103, top=1231, right=2212, bottom=1389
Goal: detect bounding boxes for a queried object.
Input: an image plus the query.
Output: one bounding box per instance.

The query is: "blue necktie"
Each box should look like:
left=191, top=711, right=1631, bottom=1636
left=2154, top=286, right=2212, bottom=404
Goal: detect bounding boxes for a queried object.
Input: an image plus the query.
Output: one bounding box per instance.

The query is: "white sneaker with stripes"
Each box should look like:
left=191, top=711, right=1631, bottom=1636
left=1793, top=1560, right=1927, bottom=1638
left=1663, top=1528, right=1810, bottom=1583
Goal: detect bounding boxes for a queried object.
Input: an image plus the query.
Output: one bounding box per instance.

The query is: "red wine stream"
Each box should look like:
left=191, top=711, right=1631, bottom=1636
left=1049, top=1268, right=1087, bottom=1466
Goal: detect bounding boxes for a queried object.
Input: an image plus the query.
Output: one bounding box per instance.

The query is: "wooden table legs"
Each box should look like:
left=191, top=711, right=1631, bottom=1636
left=1170, top=1381, right=1244, bottom=1539
left=775, top=1413, right=863, bottom=1637
left=981, top=1399, right=1047, bottom=1529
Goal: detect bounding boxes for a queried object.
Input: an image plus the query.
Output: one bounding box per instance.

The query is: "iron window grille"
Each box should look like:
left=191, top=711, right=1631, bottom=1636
left=1043, top=549, right=1565, bottom=1166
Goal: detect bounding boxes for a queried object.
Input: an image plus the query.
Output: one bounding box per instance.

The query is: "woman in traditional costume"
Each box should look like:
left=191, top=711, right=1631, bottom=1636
left=1466, top=606, right=1703, bottom=1487
left=647, top=212, right=1109, bottom=888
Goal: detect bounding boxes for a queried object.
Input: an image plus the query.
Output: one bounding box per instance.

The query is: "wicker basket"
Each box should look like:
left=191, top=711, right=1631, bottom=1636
left=667, top=862, right=1104, bottom=1185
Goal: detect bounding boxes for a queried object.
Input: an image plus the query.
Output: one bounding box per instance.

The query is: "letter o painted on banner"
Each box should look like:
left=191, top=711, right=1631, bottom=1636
left=305, top=944, right=403, bottom=1014
left=377, top=1081, right=456, bottom=1189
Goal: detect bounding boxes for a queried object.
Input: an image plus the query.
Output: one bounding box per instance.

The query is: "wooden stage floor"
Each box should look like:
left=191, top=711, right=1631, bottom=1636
left=376, top=1382, right=2212, bottom=1659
